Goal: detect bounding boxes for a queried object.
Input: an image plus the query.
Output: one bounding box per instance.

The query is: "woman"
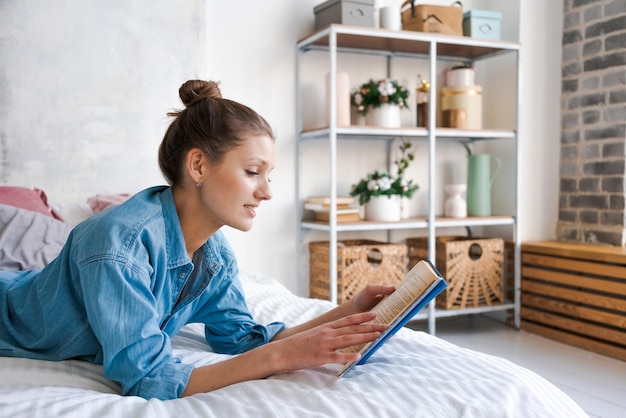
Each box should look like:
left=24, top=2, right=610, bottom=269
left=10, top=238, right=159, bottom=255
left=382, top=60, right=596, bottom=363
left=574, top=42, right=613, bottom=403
left=0, top=80, right=393, bottom=400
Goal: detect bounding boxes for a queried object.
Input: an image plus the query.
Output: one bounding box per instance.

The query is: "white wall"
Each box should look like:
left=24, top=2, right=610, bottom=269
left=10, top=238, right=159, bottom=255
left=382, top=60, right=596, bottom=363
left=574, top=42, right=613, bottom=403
left=0, top=0, right=206, bottom=201
left=1, top=0, right=562, bottom=294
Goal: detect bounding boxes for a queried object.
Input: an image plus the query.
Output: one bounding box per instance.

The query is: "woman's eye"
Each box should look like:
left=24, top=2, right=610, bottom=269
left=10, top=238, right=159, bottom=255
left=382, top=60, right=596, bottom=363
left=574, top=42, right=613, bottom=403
left=246, top=170, right=259, bottom=176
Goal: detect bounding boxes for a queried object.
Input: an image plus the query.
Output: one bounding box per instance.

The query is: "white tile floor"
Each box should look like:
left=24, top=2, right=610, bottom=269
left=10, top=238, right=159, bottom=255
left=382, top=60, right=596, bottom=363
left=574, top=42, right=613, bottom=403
left=407, top=316, right=626, bottom=418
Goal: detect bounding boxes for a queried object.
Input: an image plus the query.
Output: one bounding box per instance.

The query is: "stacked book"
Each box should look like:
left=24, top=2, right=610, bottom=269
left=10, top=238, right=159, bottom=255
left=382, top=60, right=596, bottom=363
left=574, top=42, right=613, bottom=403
left=304, top=196, right=361, bottom=223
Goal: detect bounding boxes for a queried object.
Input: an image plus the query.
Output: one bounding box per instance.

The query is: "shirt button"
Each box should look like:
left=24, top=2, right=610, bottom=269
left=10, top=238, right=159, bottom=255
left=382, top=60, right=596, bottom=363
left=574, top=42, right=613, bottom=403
left=211, top=263, right=217, bottom=269
left=179, top=273, right=185, bottom=278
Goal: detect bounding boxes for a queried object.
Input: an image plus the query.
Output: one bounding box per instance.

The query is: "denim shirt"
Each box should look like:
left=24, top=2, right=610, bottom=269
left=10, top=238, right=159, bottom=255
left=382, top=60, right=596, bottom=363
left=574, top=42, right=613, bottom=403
left=0, top=186, right=286, bottom=400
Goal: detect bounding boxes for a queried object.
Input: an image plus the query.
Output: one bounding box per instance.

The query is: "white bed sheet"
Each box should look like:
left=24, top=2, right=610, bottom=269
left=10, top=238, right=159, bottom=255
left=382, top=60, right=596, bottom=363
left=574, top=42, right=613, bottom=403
left=0, top=271, right=587, bottom=417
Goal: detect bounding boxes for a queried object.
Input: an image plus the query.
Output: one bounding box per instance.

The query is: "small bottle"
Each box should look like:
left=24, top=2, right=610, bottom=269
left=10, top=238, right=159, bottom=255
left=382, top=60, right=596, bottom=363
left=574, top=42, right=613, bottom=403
left=416, top=77, right=430, bottom=128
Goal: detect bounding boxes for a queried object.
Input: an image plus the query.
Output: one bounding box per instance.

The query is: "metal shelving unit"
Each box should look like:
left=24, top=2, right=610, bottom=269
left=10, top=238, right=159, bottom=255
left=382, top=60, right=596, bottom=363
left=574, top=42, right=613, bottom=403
left=296, top=24, right=522, bottom=334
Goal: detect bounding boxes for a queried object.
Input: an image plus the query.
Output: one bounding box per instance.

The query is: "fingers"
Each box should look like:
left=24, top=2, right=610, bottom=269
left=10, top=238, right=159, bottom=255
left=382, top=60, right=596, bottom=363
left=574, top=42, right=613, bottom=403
left=363, top=284, right=396, bottom=297
left=328, top=312, right=377, bottom=328
left=325, top=313, right=388, bottom=351
left=331, top=328, right=384, bottom=351
left=275, top=315, right=388, bottom=371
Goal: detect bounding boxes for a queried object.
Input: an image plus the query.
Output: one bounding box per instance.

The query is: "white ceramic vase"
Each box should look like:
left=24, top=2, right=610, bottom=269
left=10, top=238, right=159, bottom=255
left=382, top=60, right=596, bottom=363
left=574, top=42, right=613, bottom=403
left=444, top=184, right=467, bottom=218
left=364, top=195, right=402, bottom=222
left=366, top=104, right=401, bottom=128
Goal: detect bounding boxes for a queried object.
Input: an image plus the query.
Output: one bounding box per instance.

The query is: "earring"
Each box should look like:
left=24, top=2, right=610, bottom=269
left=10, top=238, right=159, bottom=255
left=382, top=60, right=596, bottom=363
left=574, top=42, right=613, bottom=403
left=196, top=180, right=202, bottom=188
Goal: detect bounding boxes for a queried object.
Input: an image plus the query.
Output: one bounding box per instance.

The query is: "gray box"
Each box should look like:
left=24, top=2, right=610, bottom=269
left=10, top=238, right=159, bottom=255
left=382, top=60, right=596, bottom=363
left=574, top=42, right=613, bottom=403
left=314, top=0, right=376, bottom=30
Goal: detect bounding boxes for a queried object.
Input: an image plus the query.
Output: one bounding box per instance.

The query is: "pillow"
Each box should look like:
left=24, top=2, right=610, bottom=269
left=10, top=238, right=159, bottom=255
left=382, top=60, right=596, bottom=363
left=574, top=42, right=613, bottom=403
left=87, top=193, right=131, bottom=213
left=0, top=204, right=72, bottom=270
left=0, top=186, right=64, bottom=221
left=53, top=202, right=94, bottom=227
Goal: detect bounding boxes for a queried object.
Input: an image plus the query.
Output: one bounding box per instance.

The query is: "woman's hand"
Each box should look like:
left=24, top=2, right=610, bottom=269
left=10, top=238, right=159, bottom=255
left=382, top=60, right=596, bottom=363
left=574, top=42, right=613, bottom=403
left=272, top=312, right=388, bottom=372
left=347, top=284, right=396, bottom=315
left=183, top=312, right=389, bottom=396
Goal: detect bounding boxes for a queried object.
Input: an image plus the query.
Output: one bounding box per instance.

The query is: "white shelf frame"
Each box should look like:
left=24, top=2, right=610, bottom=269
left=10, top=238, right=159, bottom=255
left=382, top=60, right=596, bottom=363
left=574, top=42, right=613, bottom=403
left=296, top=24, right=522, bottom=333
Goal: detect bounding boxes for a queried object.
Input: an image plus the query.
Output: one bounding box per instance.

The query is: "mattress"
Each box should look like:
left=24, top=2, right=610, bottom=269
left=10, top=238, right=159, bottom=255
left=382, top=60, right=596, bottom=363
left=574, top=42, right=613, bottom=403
left=0, top=270, right=587, bottom=417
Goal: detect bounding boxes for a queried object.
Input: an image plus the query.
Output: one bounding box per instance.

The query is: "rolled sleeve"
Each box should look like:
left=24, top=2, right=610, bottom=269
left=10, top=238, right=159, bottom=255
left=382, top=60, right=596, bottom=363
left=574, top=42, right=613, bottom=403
left=205, top=320, right=286, bottom=354
left=130, top=358, right=194, bottom=399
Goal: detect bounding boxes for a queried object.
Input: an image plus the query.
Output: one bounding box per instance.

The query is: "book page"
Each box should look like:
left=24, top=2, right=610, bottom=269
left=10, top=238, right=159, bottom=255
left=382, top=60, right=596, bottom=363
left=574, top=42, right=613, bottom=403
left=342, top=261, right=437, bottom=354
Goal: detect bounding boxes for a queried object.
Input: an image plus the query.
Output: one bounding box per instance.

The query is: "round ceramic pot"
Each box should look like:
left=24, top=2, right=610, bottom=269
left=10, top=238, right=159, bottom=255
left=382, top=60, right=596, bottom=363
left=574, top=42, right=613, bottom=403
left=366, top=104, right=401, bottom=128
left=364, top=195, right=402, bottom=222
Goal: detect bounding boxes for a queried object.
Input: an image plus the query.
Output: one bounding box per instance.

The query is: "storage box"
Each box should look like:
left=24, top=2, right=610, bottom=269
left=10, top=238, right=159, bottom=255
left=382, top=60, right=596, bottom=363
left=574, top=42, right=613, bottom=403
left=463, top=10, right=502, bottom=40
left=406, top=236, right=504, bottom=309
left=309, top=240, right=407, bottom=303
left=401, top=3, right=463, bottom=36
left=314, top=0, right=376, bottom=30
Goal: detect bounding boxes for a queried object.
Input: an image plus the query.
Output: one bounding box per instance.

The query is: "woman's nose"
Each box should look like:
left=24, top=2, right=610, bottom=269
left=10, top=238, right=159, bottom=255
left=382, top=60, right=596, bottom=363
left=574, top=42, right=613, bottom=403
left=256, top=179, right=272, bottom=201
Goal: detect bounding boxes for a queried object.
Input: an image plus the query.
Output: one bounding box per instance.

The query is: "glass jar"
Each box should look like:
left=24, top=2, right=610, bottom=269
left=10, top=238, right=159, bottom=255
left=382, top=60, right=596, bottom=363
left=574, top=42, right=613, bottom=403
left=416, top=78, right=430, bottom=128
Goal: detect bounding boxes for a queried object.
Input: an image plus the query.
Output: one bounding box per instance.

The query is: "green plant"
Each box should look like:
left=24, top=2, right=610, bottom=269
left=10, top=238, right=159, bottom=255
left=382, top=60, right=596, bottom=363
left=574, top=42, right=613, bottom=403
left=350, top=78, right=410, bottom=116
left=350, top=140, right=418, bottom=205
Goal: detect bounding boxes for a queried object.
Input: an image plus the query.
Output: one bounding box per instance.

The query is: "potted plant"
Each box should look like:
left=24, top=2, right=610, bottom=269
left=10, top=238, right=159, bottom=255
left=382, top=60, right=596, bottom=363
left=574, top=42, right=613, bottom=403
left=351, top=78, right=410, bottom=127
left=350, top=139, right=419, bottom=221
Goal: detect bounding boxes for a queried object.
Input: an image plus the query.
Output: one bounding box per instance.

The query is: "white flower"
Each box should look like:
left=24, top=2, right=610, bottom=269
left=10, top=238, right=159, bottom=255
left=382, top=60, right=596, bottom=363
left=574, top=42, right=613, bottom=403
left=367, top=179, right=379, bottom=191
left=377, top=176, right=393, bottom=191
left=378, top=79, right=396, bottom=97
left=353, top=93, right=363, bottom=105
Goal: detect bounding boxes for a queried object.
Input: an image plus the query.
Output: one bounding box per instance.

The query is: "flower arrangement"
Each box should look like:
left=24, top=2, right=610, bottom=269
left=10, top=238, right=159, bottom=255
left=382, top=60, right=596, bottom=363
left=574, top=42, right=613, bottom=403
left=351, top=78, right=410, bottom=116
left=350, top=139, right=418, bottom=205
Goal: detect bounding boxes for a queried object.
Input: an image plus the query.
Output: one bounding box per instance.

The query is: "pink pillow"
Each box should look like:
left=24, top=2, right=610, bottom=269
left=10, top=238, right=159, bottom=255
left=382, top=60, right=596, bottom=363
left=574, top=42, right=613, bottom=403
left=87, top=193, right=131, bottom=213
left=0, top=186, right=63, bottom=221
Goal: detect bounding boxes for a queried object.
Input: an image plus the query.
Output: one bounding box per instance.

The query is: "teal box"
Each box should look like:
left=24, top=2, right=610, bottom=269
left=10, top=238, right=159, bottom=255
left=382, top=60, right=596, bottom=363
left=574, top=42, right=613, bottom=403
left=463, top=10, right=502, bottom=40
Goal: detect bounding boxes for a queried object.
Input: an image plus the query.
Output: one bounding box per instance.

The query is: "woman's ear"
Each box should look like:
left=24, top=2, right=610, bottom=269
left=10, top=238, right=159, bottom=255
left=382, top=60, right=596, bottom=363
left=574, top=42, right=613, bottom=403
left=185, top=148, right=206, bottom=186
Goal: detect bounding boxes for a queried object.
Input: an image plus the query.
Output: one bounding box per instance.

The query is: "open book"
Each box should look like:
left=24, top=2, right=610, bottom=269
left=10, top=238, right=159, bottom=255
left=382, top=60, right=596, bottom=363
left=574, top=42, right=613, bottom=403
left=337, top=260, right=448, bottom=377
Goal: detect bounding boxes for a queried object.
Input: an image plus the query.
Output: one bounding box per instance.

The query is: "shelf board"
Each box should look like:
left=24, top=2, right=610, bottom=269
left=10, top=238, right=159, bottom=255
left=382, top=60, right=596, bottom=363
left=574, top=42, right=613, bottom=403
left=410, top=302, right=516, bottom=321
left=298, top=24, right=521, bottom=61
left=301, top=126, right=516, bottom=142
left=301, top=215, right=514, bottom=232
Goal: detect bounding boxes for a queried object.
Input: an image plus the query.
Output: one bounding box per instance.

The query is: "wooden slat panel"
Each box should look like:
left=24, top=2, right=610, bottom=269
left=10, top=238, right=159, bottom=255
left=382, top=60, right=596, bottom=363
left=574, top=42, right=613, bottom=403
left=521, top=240, right=626, bottom=362
left=522, top=294, right=626, bottom=328
left=522, top=281, right=626, bottom=312
left=521, top=321, right=626, bottom=362
left=521, top=265, right=626, bottom=296
left=522, top=252, right=626, bottom=281
left=522, top=241, right=626, bottom=265
left=522, top=307, right=626, bottom=345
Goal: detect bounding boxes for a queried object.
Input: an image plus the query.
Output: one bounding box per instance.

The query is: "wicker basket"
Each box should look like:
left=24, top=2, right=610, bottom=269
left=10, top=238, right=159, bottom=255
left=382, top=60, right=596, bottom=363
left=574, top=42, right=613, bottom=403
left=407, top=236, right=504, bottom=309
left=309, top=240, right=407, bottom=303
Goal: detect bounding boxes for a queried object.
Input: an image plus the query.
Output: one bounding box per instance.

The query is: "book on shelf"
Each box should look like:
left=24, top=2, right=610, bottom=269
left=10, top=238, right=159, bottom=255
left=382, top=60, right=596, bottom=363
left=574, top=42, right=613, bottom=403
left=309, top=207, right=361, bottom=223
left=304, top=196, right=361, bottom=223
left=337, top=260, right=448, bottom=378
left=305, top=196, right=355, bottom=207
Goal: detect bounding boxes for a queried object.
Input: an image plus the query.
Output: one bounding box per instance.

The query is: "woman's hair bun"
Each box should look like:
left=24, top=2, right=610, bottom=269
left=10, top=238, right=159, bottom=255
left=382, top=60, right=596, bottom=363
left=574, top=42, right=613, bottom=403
left=179, top=80, right=222, bottom=107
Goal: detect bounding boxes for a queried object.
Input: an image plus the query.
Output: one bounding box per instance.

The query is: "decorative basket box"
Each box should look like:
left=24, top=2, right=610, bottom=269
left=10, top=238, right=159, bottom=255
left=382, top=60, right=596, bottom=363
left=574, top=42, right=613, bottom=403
left=462, top=10, right=502, bottom=40
left=309, top=240, right=407, bottom=303
left=406, top=236, right=504, bottom=309
left=314, top=0, right=376, bottom=30
left=401, top=2, right=463, bottom=36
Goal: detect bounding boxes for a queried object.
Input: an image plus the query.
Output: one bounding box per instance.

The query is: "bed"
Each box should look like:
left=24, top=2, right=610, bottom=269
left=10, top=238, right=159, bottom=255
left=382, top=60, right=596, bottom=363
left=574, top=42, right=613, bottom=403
left=0, top=188, right=587, bottom=417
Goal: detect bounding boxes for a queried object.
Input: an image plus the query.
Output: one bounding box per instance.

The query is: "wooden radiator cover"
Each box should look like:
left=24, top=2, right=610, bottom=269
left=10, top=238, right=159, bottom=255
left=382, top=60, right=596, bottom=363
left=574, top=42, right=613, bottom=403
left=521, top=241, right=626, bottom=362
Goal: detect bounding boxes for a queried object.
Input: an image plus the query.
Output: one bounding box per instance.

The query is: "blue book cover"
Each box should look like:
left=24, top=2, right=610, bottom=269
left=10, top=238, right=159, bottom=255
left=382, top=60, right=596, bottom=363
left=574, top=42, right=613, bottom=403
left=338, top=260, right=448, bottom=378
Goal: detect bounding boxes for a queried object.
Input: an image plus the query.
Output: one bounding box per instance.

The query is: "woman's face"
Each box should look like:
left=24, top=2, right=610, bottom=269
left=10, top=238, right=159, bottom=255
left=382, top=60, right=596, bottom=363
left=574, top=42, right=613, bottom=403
left=201, top=134, right=274, bottom=232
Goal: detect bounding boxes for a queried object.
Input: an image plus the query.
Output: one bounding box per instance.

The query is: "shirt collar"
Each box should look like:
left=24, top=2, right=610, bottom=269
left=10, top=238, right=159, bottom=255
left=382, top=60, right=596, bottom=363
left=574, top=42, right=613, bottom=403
left=158, top=186, right=226, bottom=274
left=158, top=187, right=189, bottom=269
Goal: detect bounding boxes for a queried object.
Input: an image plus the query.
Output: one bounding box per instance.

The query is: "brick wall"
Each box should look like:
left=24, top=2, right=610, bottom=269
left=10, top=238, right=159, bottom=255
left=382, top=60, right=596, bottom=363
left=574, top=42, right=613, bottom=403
left=557, top=0, right=626, bottom=246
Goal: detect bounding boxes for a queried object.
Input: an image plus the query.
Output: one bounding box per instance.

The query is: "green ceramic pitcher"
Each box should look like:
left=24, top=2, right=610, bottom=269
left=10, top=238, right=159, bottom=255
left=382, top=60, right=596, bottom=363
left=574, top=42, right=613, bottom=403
left=467, top=154, right=501, bottom=216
